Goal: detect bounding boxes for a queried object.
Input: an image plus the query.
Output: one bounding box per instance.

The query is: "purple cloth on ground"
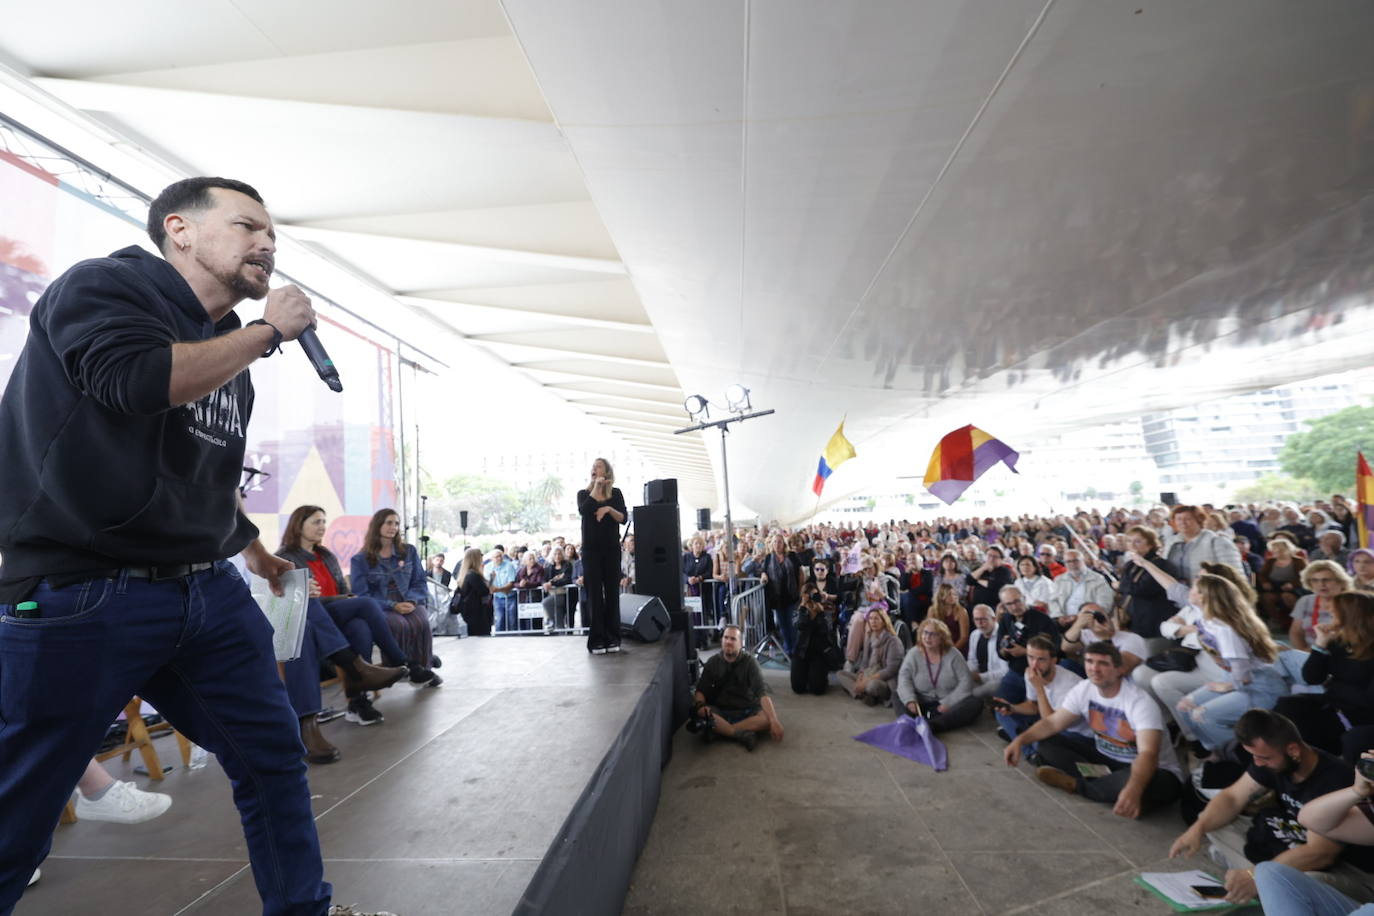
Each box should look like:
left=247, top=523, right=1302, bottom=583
left=853, top=715, right=948, bottom=772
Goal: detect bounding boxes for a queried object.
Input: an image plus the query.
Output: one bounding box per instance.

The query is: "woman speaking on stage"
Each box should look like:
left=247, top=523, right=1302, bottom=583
left=578, top=457, right=628, bottom=654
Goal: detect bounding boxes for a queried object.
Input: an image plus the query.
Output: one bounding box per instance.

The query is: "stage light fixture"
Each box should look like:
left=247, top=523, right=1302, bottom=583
left=683, top=394, right=709, bottom=419
left=725, top=384, right=751, bottom=412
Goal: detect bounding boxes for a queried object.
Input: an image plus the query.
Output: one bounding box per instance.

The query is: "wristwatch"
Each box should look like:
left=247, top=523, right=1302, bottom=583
left=246, top=319, right=284, bottom=357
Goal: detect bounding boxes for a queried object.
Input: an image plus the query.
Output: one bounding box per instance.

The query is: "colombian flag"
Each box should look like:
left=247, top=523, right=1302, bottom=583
left=812, top=421, right=857, bottom=496
left=1358, top=452, right=1374, bottom=549
left=923, top=425, right=1020, bottom=505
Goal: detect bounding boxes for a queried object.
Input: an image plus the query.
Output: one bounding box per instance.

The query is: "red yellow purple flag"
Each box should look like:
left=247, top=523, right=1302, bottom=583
left=923, top=425, right=1019, bottom=505
left=1358, top=451, right=1373, bottom=549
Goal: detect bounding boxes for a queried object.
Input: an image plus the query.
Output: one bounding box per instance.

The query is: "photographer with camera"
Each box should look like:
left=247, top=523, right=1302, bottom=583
left=992, top=584, right=1061, bottom=704
left=691, top=624, right=784, bottom=752
left=791, top=586, right=839, bottom=696
left=1061, top=602, right=1147, bottom=680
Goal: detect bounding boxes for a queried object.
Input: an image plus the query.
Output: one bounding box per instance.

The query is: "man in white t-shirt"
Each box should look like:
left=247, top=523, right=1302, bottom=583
left=1061, top=602, right=1147, bottom=681
left=1004, top=640, right=1184, bottom=818
left=991, top=635, right=1092, bottom=757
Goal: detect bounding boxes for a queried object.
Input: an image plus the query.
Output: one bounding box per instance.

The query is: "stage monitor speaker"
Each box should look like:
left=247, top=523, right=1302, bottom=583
left=696, top=508, right=711, bottom=532
left=644, top=478, right=678, bottom=506
left=633, top=503, right=683, bottom=621
left=1160, top=492, right=1178, bottom=507
left=620, top=593, right=670, bottom=642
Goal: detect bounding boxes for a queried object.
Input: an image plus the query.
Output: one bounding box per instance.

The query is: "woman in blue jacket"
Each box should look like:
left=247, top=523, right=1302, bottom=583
left=350, top=508, right=441, bottom=688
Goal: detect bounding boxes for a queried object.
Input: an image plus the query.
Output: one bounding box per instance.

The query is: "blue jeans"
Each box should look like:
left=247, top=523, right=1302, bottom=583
left=282, top=600, right=350, bottom=717
left=322, top=596, right=408, bottom=666
left=0, top=563, right=330, bottom=915
left=998, top=668, right=1027, bottom=704
left=773, top=601, right=798, bottom=656
left=492, top=592, right=518, bottom=632
left=1255, top=862, right=1374, bottom=916
left=1183, top=668, right=1288, bottom=750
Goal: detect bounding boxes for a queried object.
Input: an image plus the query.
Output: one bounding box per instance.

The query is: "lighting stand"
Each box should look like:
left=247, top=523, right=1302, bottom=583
left=674, top=407, right=779, bottom=661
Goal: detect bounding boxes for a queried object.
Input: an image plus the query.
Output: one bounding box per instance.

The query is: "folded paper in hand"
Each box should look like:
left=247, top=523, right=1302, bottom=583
left=250, top=568, right=309, bottom=661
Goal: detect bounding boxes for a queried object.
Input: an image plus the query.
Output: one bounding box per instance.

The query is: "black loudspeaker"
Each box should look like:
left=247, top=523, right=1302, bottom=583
left=459, top=510, right=469, bottom=529
left=619, top=593, right=670, bottom=642
left=634, top=503, right=683, bottom=624
left=1160, top=492, right=1178, bottom=507
left=644, top=478, right=678, bottom=505
left=696, top=508, right=711, bottom=532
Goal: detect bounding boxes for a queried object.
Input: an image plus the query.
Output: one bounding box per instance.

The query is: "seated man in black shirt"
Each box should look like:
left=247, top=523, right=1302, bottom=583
left=1169, top=709, right=1374, bottom=905
left=993, top=584, right=1060, bottom=704
left=693, top=624, right=785, bottom=751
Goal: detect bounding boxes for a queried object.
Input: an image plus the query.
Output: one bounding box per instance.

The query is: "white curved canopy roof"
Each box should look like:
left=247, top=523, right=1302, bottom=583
left=4, top=0, right=1374, bottom=520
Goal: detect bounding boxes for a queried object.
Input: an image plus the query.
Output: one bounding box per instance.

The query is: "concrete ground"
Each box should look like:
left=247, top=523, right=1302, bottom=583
left=625, top=659, right=1218, bottom=916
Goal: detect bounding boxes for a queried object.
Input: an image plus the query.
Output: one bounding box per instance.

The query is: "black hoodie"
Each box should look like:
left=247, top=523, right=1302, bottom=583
left=0, top=246, right=258, bottom=583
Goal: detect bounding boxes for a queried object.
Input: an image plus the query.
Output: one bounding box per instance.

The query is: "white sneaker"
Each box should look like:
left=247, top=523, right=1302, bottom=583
left=27, top=867, right=39, bottom=887
left=74, top=780, right=172, bottom=824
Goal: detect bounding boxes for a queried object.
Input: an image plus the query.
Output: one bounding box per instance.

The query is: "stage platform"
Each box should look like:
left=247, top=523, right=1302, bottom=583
left=23, top=633, right=685, bottom=916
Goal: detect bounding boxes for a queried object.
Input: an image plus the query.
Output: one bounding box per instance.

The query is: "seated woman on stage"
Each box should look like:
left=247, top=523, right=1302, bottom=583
left=278, top=505, right=439, bottom=689
left=350, top=508, right=442, bottom=688
left=897, top=618, right=981, bottom=732
left=454, top=548, right=493, bottom=636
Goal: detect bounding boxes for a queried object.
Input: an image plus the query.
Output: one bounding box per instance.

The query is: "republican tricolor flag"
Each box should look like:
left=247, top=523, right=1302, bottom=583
left=923, top=424, right=1020, bottom=505
left=812, top=421, right=856, bottom=496
left=1358, top=452, right=1374, bottom=549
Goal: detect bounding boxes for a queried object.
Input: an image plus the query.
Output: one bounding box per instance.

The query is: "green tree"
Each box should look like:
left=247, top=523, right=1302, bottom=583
left=427, top=473, right=521, bottom=536
left=1231, top=474, right=1320, bottom=504
left=1279, top=403, right=1374, bottom=495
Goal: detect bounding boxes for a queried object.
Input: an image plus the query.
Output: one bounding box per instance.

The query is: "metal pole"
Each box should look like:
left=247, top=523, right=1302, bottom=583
left=720, top=426, right=737, bottom=610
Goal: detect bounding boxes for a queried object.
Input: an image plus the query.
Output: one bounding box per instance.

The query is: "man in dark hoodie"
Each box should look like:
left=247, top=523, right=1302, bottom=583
left=0, top=178, right=378, bottom=915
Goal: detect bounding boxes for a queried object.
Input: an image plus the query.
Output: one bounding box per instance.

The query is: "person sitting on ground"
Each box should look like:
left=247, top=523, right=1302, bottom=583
left=1116, top=525, right=1184, bottom=640
left=1352, top=548, right=1374, bottom=592
left=1169, top=709, right=1374, bottom=906
left=278, top=505, right=438, bottom=689
left=965, top=604, right=1010, bottom=700
left=1173, top=575, right=1286, bottom=757
left=991, top=635, right=1090, bottom=756
left=1166, top=504, right=1245, bottom=582
left=693, top=624, right=784, bottom=751
left=1048, top=549, right=1115, bottom=629
left=934, top=553, right=969, bottom=603
left=993, top=584, right=1062, bottom=704
left=1290, top=560, right=1354, bottom=652
left=350, top=509, right=441, bottom=683
left=896, top=618, right=982, bottom=732
left=1005, top=641, right=1184, bottom=819
left=837, top=607, right=904, bottom=707
left=454, top=547, right=493, bottom=636
left=1312, top=530, right=1352, bottom=569
left=1061, top=602, right=1147, bottom=680
left=1254, top=749, right=1374, bottom=912
left=791, top=586, right=838, bottom=696
left=965, top=545, right=1015, bottom=612
left=1012, top=555, right=1054, bottom=614
left=1277, top=591, right=1374, bottom=764
left=1259, top=536, right=1308, bottom=629
left=925, top=583, right=970, bottom=654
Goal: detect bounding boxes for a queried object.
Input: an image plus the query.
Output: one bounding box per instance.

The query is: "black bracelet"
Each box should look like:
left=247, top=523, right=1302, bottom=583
left=246, top=319, right=284, bottom=357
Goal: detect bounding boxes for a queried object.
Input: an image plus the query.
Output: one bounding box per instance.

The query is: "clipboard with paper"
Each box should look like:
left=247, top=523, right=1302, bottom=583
left=250, top=567, right=309, bottom=661
left=1133, top=869, right=1250, bottom=911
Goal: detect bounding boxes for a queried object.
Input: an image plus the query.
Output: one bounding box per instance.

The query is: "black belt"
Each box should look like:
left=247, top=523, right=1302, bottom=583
left=122, top=562, right=217, bottom=581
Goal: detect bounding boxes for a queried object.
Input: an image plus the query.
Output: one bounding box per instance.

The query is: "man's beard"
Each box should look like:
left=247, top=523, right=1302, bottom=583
left=202, top=254, right=268, bottom=300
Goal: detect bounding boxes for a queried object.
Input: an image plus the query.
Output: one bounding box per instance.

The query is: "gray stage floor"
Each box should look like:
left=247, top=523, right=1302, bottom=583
left=627, top=660, right=1225, bottom=916
left=23, top=635, right=667, bottom=916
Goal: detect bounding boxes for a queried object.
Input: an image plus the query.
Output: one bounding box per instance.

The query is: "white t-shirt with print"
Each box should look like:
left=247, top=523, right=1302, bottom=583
left=1058, top=678, right=1183, bottom=778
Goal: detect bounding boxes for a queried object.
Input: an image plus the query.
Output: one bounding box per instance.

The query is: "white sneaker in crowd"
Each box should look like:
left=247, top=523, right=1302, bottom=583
left=73, top=780, right=172, bottom=824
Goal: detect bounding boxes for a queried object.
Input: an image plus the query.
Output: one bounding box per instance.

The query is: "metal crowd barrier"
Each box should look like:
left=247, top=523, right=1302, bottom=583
left=733, top=580, right=787, bottom=664
left=488, top=585, right=589, bottom=636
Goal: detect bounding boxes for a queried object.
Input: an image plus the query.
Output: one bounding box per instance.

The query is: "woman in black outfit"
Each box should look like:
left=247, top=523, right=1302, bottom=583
left=1116, top=525, right=1182, bottom=639
left=1276, top=590, right=1374, bottom=763
left=454, top=547, right=493, bottom=636
left=577, top=457, right=627, bottom=654
left=791, top=587, right=838, bottom=695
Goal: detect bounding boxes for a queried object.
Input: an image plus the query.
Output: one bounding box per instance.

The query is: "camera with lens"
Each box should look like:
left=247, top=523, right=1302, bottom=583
left=1357, top=757, right=1374, bottom=781
left=1091, top=610, right=1108, bottom=624
left=686, top=704, right=714, bottom=735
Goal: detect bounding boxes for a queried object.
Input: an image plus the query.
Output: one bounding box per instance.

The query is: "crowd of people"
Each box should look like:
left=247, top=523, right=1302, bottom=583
left=679, top=499, right=1374, bottom=910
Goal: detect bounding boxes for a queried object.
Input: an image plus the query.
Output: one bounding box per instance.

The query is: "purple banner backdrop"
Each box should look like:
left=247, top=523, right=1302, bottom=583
left=0, top=151, right=398, bottom=567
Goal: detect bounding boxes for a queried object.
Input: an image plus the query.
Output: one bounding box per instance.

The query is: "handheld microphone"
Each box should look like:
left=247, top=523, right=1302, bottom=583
left=298, top=325, right=343, bottom=392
